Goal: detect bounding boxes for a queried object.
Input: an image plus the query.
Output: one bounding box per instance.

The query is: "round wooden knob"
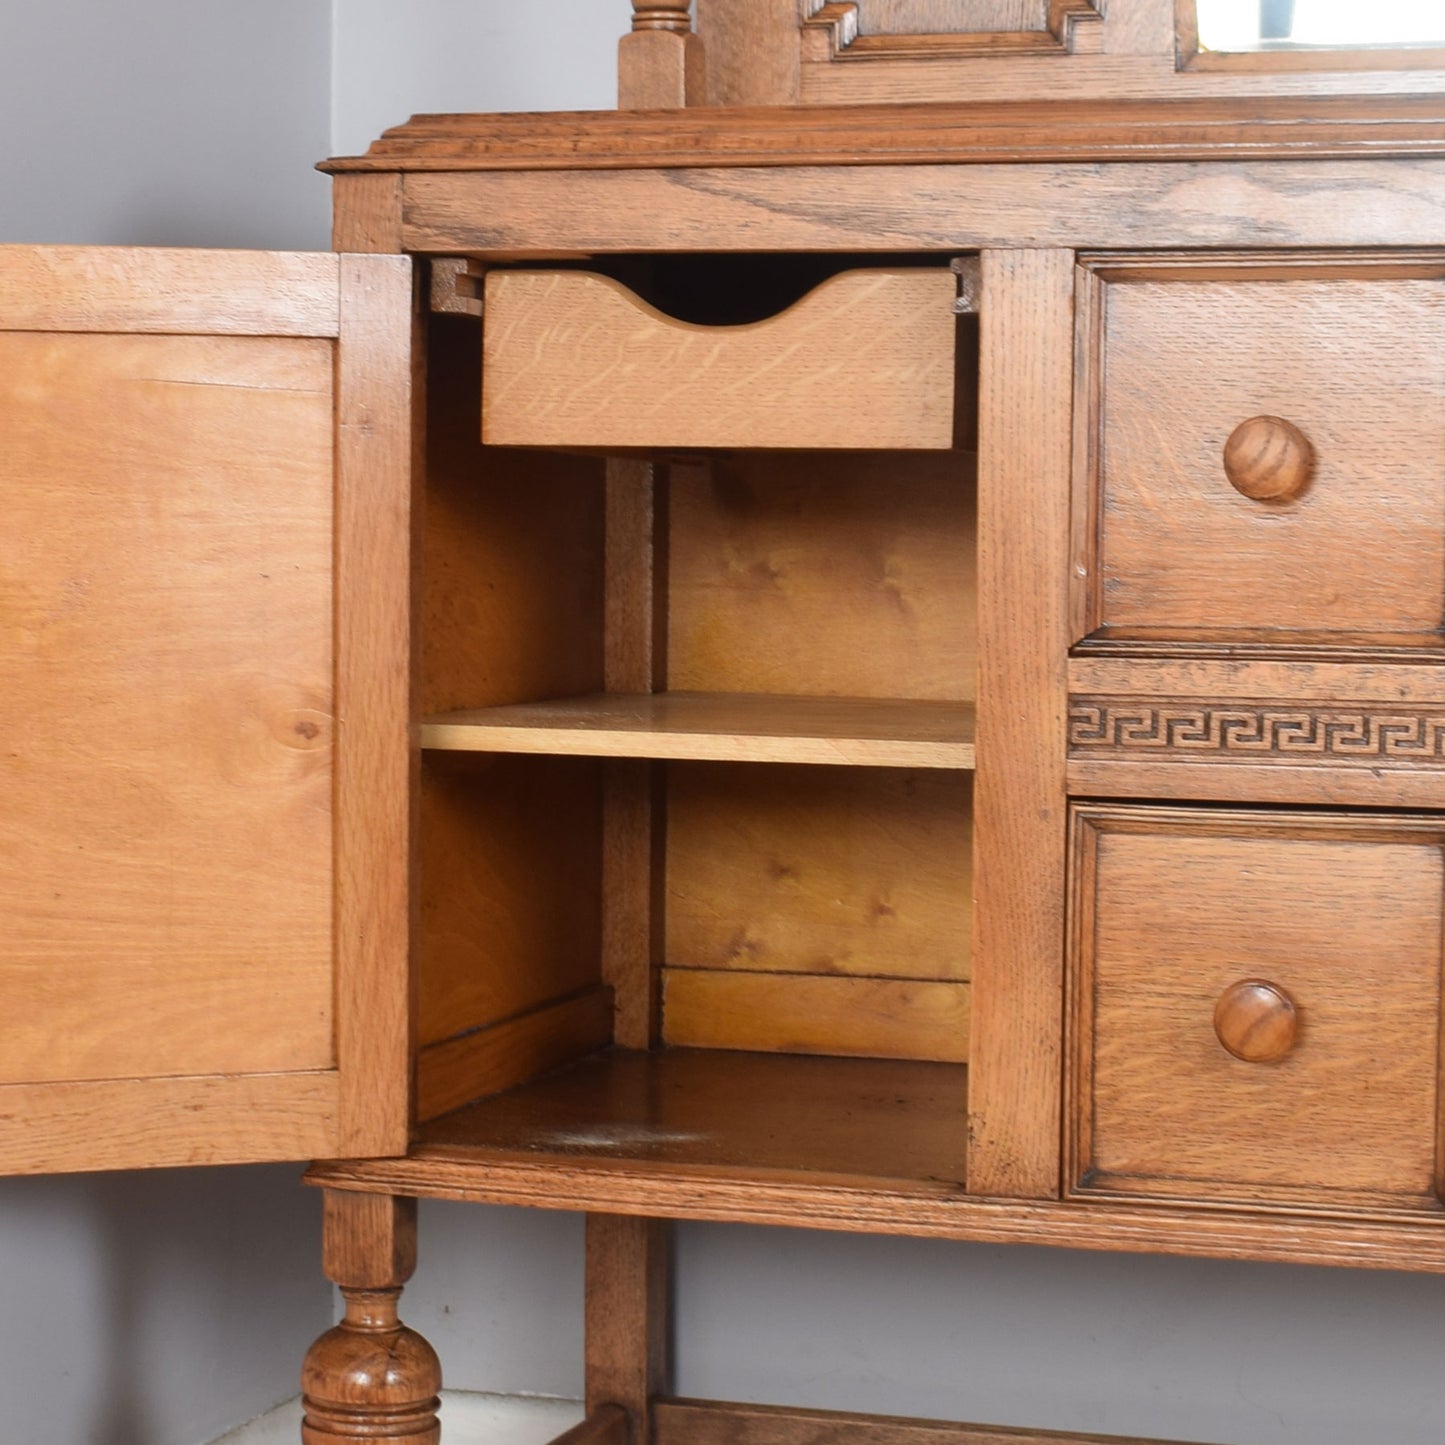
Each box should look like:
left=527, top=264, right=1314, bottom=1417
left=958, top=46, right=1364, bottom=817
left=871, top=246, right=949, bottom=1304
left=1213, top=980, right=1298, bottom=1063
left=1222, top=415, right=1314, bottom=501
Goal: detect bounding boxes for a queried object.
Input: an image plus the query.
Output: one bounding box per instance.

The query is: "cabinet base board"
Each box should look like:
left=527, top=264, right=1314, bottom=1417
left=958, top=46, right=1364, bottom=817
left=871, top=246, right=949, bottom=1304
left=630, top=1398, right=1197, bottom=1445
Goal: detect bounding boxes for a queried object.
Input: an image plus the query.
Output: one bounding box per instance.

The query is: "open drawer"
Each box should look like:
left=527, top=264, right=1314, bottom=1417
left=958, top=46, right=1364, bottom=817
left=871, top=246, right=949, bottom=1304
left=481, top=265, right=960, bottom=450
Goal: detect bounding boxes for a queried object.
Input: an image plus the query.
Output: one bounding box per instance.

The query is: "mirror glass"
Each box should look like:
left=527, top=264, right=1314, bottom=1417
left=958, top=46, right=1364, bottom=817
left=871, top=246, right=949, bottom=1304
left=1195, top=0, right=1445, bottom=50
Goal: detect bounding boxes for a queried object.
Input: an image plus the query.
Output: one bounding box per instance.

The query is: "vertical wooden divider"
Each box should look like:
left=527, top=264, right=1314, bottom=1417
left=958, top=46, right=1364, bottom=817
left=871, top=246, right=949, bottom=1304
left=602, top=457, right=669, bottom=1049
left=968, top=249, right=1076, bottom=1200
left=592, top=458, right=675, bottom=1439
left=335, top=254, right=418, bottom=1157
left=586, top=1213, right=674, bottom=1438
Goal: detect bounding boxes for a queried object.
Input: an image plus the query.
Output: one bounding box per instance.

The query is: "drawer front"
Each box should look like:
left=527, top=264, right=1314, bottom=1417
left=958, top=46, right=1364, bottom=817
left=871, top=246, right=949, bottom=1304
left=1077, top=255, right=1445, bottom=652
left=1069, top=804, right=1445, bottom=1214
left=481, top=266, right=958, bottom=451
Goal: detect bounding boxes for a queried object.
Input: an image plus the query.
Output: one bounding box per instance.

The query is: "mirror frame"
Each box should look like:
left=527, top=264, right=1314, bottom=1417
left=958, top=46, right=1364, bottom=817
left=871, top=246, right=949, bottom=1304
left=1176, top=0, right=1445, bottom=72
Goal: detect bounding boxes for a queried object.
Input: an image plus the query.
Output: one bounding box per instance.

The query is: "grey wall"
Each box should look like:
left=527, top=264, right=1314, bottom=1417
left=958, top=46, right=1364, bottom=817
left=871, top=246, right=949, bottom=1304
left=0, top=0, right=331, bottom=249
left=0, top=4, right=334, bottom=1443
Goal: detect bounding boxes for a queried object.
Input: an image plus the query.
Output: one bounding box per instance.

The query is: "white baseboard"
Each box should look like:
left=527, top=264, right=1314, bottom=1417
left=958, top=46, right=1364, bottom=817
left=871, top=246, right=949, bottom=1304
left=207, top=1390, right=585, bottom=1444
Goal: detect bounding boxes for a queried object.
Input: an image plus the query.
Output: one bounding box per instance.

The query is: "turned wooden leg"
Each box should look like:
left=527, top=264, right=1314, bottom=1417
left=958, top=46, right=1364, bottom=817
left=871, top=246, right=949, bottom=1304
left=302, top=1191, right=441, bottom=1443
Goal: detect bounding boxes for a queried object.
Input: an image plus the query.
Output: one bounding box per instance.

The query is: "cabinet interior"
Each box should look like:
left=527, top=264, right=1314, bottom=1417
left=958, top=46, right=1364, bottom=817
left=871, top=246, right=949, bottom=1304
left=413, top=255, right=978, bottom=1189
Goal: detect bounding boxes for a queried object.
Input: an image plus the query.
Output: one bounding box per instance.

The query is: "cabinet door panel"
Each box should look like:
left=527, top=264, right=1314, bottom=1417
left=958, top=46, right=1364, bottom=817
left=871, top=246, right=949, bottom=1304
left=0, top=247, right=413, bottom=1174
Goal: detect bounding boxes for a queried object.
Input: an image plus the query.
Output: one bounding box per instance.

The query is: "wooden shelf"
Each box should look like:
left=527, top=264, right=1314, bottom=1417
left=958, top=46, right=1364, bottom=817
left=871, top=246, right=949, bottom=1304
left=420, top=693, right=975, bottom=769
left=407, top=1048, right=969, bottom=1193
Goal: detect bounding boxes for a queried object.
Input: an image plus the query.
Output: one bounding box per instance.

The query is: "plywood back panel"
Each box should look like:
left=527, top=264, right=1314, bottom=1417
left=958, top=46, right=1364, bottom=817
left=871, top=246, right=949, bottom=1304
left=422, top=315, right=605, bottom=716
left=0, top=331, right=336, bottom=1085
left=666, top=763, right=972, bottom=1060
left=668, top=453, right=976, bottom=701
left=417, top=754, right=604, bottom=1055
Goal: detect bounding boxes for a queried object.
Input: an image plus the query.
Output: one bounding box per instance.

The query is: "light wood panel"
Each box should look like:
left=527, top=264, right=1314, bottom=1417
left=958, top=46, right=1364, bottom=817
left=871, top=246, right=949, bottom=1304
left=482, top=268, right=956, bottom=451
left=422, top=694, right=975, bottom=769
left=420, top=318, right=605, bottom=718
left=0, top=331, right=335, bottom=1086
left=417, top=315, right=610, bottom=1090
left=1070, top=806, right=1445, bottom=1213
left=416, top=986, right=614, bottom=1123
left=0, top=245, right=339, bottom=334
left=667, top=764, right=972, bottom=984
left=0, top=1072, right=340, bottom=1176
left=664, top=970, right=970, bottom=1061
left=668, top=453, right=976, bottom=701
left=417, top=755, right=602, bottom=1050
left=399, top=160, right=1445, bottom=257
left=1079, top=255, right=1445, bottom=647
left=334, top=252, right=416, bottom=1155
left=968, top=249, right=1075, bottom=1199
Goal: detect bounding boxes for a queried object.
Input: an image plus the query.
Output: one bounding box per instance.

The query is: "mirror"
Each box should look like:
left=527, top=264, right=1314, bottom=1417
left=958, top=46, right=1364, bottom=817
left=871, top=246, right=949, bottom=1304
left=1195, top=0, right=1445, bottom=51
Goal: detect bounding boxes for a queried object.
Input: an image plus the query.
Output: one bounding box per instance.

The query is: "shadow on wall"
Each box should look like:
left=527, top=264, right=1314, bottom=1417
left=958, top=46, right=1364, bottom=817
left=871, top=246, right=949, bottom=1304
left=0, top=1165, right=331, bottom=1445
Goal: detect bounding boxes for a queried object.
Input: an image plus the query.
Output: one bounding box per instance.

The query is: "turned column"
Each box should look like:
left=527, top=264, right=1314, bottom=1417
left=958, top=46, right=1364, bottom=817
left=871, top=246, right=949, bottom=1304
left=619, top=1, right=705, bottom=109
left=302, top=1191, right=441, bottom=1444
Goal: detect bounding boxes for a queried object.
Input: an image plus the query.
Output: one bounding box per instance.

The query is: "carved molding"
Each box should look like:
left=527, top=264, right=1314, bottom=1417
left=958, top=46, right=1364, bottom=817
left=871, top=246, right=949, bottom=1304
left=1069, top=698, right=1445, bottom=764
left=802, top=0, right=1105, bottom=61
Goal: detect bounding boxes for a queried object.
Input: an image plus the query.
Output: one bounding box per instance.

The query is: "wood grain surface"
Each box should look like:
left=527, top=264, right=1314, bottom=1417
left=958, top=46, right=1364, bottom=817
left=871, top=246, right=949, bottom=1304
left=399, top=160, right=1445, bottom=258
left=666, top=764, right=971, bottom=986
left=417, top=755, right=602, bottom=1052
left=663, top=970, right=971, bottom=1061
left=968, top=249, right=1074, bottom=1199
left=405, top=1048, right=970, bottom=1187
left=1080, top=254, right=1445, bottom=647
left=667, top=453, right=976, bottom=702
left=585, top=1214, right=671, bottom=1435
left=0, top=330, right=336, bottom=1086
left=324, top=96, right=1445, bottom=172
left=1070, top=805, right=1445, bottom=1213
left=481, top=268, right=956, bottom=451
left=422, top=694, right=975, bottom=768
left=0, top=244, right=339, bottom=333
left=653, top=1398, right=1177, bottom=1445
left=0, top=1072, right=339, bottom=1176
left=415, top=986, right=615, bottom=1123
left=310, top=1130, right=1445, bottom=1275
left=334, top=253, right=415, bottom=1156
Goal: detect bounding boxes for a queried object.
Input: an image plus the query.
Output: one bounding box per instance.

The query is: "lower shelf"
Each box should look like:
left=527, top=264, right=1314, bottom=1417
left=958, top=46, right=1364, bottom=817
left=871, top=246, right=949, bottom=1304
left=412, top=1047, right=969, bottom=1191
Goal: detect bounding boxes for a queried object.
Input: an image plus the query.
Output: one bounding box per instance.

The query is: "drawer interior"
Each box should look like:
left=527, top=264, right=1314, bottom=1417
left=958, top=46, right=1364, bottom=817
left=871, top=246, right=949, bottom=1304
left=411, top=297, right=976, bottom=1188
left=481, top=253, right=970, bottom=452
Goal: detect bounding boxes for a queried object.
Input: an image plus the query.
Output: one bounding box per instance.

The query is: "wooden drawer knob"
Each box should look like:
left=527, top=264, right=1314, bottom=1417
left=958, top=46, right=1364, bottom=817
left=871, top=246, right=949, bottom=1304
left=1223, top=415, right=1314, bottom=501
left=1213, top=980, right=1298, bottom=1063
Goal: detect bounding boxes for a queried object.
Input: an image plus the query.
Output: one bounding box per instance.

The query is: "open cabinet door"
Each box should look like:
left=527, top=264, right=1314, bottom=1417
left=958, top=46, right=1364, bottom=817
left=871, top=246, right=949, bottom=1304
left=0, top=247, right=413, bottom=1173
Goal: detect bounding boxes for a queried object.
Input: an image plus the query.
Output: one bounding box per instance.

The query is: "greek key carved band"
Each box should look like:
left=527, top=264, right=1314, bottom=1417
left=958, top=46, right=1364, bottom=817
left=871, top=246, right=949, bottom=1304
left=1069, top=698, right=1445, bottom=764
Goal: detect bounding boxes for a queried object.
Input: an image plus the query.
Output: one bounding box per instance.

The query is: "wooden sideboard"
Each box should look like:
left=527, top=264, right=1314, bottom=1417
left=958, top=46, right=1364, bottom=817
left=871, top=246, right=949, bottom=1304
left=4, top=3, right=1445, bottom=1442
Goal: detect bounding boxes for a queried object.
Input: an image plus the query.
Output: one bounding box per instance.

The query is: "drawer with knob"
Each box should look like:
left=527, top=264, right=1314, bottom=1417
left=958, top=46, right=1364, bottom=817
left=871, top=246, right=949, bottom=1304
left=1073, top=253, right=1445, bottom=656
left=1067, top=803, right=1445, bottom=1215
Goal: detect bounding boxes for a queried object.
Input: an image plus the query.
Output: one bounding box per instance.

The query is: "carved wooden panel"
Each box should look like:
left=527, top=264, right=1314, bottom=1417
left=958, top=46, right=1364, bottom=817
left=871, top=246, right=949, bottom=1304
left=1070, top=700, right=1445, bottom=765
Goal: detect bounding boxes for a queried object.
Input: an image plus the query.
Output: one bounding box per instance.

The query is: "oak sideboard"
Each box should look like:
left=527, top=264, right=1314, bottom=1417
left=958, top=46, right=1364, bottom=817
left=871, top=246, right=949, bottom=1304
left=5, top=3, right=1445, bottom=1442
